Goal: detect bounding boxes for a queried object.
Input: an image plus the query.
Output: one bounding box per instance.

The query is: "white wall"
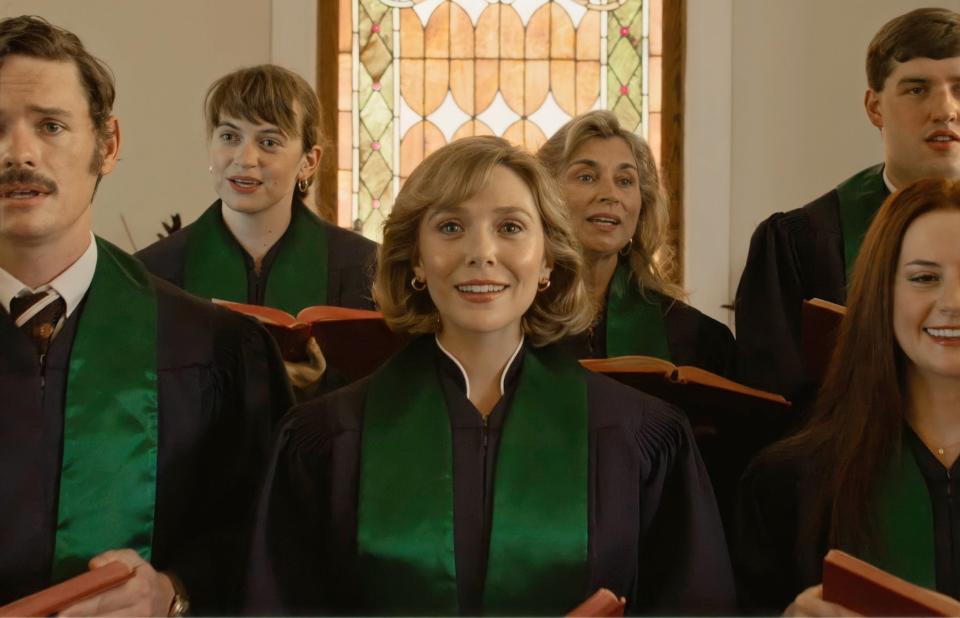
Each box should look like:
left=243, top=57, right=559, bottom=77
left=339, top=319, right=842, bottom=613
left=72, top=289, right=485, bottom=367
left=0, top=0, right=316, bottom=252
left=685, top=0, right=960, bottom=328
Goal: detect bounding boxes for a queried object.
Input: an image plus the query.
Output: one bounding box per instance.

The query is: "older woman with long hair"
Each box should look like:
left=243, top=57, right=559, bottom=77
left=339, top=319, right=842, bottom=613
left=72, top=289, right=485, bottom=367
left=538, top=111, right=735, bottom=376
left=246, top=136, right=734, bottom=616
left=737, top=177, right=960, bottom=614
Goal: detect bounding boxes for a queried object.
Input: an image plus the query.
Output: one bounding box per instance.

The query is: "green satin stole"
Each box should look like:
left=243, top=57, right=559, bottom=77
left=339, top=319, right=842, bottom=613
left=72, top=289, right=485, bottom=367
left=605, top=262, right=671, bottom=360
left=836, top=164, right=889, bottom=280
left=357, top=337, right=589, bottom=615
left=861, top=437, right=936, bottom=589
left=183, top=200, right=328, bottom=315
left=52, top=238, right=159, bottom=580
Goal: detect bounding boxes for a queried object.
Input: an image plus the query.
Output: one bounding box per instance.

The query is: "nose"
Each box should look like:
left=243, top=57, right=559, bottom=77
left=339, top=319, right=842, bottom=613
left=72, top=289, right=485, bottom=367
left=465, top=226, right=497, bottom=267
left=234, top=140, right=257, bottom=168
left=930, top=86, right=960, bottom=124
left=0, top=122, right=38, bottom=169
left=939, top=274, right=960, bottom=317
left=597, top=174, right=620, bottom=204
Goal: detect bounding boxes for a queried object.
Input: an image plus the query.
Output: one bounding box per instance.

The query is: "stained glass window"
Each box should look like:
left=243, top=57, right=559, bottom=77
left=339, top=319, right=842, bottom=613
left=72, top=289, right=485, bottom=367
left=337, top=0, right=661, bottom=240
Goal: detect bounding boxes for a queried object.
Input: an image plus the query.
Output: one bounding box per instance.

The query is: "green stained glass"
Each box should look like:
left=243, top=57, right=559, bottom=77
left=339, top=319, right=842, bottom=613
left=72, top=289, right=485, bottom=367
left=360, top=0, right=389, bottom=30
left=607, top=71, right=622, bottom=106
left=359, top=64, right=374, bottom=108
left=361, top=150, right=392, bottom=199
left=358, top=184, right=372, bottom=222
left=361, top=31, right=392, bottom=81
left=359, top=123, right=374, bottom=166
left=379, top=127, right=395, bottom=167
left=380, top=63, right=395, bottom=110
left=360, top=91, right=393, bottom=140
left=361, top=208, right=384, bottom=243
left=613, top=95, right=641, bottom=132
left=612, top=0, right=642, bottom=28
left=608, top=36, right=640, bottom=85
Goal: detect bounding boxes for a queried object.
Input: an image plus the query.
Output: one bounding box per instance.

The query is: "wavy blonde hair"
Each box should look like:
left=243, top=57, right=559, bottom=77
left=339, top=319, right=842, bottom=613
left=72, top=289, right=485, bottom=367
left=373, top=136, right=595, bottom=346
left=538, top=110, right=684, bottom=300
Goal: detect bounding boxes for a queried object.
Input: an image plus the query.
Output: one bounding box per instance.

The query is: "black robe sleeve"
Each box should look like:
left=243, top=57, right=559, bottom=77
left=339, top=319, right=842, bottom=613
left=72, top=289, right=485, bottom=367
left=734, top=191, right=846, bottom=398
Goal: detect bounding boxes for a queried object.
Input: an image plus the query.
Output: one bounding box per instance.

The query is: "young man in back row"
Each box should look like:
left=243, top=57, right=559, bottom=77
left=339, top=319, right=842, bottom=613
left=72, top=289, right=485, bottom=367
left=0, top=15, right=291, bottom=615
left=736, top=7, right=960, bottom=399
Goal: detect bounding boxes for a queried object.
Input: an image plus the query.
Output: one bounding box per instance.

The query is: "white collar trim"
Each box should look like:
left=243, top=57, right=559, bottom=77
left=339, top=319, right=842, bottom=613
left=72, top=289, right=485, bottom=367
left=435, top=335, right=525, bottom=400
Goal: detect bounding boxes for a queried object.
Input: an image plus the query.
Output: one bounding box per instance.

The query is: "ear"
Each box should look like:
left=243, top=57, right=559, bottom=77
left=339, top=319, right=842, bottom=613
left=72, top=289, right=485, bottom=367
left=98, top=116, right=121, bottom=175
left=299, top=144, right=322, bottom=180
left=411, top=255, right=425, bottom=281
left=864, top=89, right=884, bottom=130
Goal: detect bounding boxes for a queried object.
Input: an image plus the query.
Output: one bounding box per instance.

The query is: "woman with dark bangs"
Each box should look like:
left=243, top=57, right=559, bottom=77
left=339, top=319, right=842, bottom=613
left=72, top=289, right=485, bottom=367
left=246, top=136, right=734, bottom=616
left=138, top=65, right=377, bottom=395
left=737, top=178, right=960, bottom=614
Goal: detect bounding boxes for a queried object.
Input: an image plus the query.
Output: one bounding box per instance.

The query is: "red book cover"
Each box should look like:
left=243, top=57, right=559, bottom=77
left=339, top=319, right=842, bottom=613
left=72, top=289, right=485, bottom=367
left=0, top=562, right=134, bottom=617
left=567, top=588, right=626, bottom=617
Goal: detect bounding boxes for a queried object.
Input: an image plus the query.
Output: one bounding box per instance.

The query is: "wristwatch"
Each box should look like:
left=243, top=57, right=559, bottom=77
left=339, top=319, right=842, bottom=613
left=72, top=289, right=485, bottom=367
left=165, top=572, right=190, bottom=617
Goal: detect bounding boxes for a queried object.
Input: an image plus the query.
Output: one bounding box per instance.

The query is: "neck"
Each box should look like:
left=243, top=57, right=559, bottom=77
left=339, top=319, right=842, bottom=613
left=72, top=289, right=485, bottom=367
left=0, top=226, right=92, bottom=290
left=906, top=368, right=960, bottom=466
left=583, top=251, right=618, bottom=306
left=220, top=198, right=294, bottom=263
left=437, top=325, right=523, bottom=417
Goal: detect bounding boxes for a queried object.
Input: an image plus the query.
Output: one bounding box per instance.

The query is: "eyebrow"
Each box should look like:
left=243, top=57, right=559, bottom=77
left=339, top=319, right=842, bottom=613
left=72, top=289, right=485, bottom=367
left=426, top=204, right=535, bottom=221
left=29, top=105, right=72, bottom=118
left=897, top=76, right=960, bottom=87
left=904, top=259, right=941, bottom=267
left=568, top=158, right=639, bottom=172
left=217, top=121, right=286, bottom=137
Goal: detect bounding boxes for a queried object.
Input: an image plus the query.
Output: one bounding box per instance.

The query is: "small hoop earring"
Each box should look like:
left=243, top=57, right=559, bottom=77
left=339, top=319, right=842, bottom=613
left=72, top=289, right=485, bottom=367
left=537, top=278, right=551, bottom=292
left=410, top=276, right=427, bottom=291
left=297, top=179, right=309, bottom=193
left=208, top=165, right=213, bottom=174
left=619, top=238, right=634, bottom=256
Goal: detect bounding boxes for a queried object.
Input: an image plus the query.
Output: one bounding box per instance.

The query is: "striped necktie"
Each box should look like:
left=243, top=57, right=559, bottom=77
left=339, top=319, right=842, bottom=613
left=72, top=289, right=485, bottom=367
left=10, top=290, right=66, bottom=357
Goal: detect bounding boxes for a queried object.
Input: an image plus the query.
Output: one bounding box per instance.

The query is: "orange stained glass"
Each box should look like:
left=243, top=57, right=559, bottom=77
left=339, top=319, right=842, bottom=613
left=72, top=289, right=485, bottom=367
left=449, top=3, right=474, bottom=60
left=338, top=112, right=352, bottom=169
left=525, top=6, right=550, bottom=60
left=575, top=60, right=600, bottom=113
left=337, top=170, right=352, bottom=227
left=549, top=4, right=575, bottom=60
left=423, top=59, right=449, bottom=115
left=453, top=120, right=494, bottom=141
left=399, top=8, right=423, bottom=58
left=399, top=122, right=425, bottom=178
left=424, top=3, right=450, bottom=59
left=551, top=60, right=576, bottom=115
left=338, top=53, right=352, bottom=111
left=338, top=0, right=351, bottom=53
left=450, top=59, right=475, bottom=114
left=499, top=59, right=525, bottom=115
left=498, top=7, right=524, bottom=59
left=650, top=55, right=662, bottom=113
left=503, top=120, right=547, bottom=152
left=400, top=59, right=424, bottom=115
left=474, top=6, right=499, bottom=59
left=576, top=11, right=600, bottom=60
left=524, top=59, right=550, bottom=115
left=647, top=112, right=662, bottom=167
left=650, top=0, right=663, bottom=56
left=474, top=59, right=499, bottom=112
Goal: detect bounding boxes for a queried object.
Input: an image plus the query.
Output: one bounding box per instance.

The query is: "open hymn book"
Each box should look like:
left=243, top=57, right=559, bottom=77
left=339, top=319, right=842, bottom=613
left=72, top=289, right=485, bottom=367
left=822, top=550, right=960, bottom=616
left=213, top=300, right=407, bottom=380
left=801, top=298, right=847, bottom=383
left=0, top=562, right=133, bottom=617
left=579, top=355, right=789, bottom=415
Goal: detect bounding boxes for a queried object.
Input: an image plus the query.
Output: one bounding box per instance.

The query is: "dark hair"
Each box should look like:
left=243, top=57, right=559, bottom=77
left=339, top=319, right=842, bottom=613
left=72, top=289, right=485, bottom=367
left=0, top=15, right=115, bottom=143
left=768, top=177, right=960, bottom=553
left=867, top=7, right=960, bottom=91
left=205, top=64, right=324, bottom=198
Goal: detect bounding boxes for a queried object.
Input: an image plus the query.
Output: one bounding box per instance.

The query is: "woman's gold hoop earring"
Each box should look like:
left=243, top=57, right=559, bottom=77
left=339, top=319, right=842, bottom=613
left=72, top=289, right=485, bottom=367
left=297, top=179, right=309, bottom=193
left=537, top=278, right=551, bottom=292
left=619, top=238, right=634, bottom=256
left=410, top=276, right=427, bottom=291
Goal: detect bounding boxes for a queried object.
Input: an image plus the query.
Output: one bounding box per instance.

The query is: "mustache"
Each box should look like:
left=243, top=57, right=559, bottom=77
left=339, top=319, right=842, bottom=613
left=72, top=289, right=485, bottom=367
left=0, top=168, right=58, bottom=194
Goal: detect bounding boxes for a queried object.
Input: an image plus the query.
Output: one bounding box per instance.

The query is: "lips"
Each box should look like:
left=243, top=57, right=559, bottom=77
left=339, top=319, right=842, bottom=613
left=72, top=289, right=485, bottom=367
left=0, top=184, right=52, bottom=200
left=924, top=326, right=960, bottom=339
left=586, top=214, right=621, bottom=226
left=228, top=176, right=262, bottom=193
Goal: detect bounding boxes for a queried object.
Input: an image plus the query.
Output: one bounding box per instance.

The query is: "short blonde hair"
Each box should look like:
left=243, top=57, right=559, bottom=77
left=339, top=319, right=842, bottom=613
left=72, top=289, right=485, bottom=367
left=538, top=110, right=683, bottom=300
left=373, top=136, right=595, bottom=346
left=205, top=64, right=324, bottom=199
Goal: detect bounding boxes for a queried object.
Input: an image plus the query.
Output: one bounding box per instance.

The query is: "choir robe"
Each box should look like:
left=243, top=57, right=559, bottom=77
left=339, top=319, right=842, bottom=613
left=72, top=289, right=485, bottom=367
left=734, top=174, right=889, bottom=398
left=562, top=290, right=737, bottom=379
left=735, top=429, right=960, bottom=614
left=0, top=277, right=293, bottom=613
left=137, top=199, right=378, bottom=310
left=246, top=339, right=736, bottom=616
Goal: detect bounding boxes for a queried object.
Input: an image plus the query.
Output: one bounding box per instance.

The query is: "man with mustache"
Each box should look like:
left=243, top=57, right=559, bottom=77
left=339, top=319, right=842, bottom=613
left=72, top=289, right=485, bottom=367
left=735, top=8, right=960, bottom=399
left=0, top=15, right=291, bottom=616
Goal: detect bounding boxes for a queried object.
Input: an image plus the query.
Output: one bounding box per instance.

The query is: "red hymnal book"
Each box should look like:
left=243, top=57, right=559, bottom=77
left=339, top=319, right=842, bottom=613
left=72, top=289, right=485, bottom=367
left=822, top=549, right=960, bottom=616
left=567, top=588, right=626, bottom=617
left=580, top=355, right=790, bottom=416
left=0, top=561, right=134, bottom=617
left=801, top=298, right=846, bottom=383
left=213, top=301, right=406, bottom=380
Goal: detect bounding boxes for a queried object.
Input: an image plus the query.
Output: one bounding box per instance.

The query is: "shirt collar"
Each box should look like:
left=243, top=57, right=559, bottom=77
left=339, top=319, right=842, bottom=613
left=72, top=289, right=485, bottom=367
left=435, top=335, right=526, bottom=400
left=882, top=165, right=897, bottom=194
left=0, top=233, right=97, bottom=317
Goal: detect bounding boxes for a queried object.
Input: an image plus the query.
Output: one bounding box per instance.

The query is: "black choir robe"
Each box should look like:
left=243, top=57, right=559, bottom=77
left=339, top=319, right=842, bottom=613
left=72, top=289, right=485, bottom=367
left=735, top=429, right=960, bottom=614
left=0, top=277, right=293, bottom=613
left=137, top=199, right=378, bottom=310
left=734, top=177, right=888, bottom=399
left=562, top=290, right=737, bottom=379
left=246, top=340, right=736, bottom=616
